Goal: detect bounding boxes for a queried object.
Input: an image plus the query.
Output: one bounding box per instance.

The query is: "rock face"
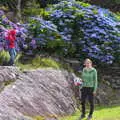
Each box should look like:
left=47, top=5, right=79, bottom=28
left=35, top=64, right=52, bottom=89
left=95, top=66, right=120, bottom=105
left=0, top=66, right=76, bottom=120
left=0, top=67, right=20, bottom=91
left=102, top=67, right=120, bottom=89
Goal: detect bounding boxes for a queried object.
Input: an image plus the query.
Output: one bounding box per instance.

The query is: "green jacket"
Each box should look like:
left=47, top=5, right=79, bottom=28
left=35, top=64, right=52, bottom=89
left=82, top=67, right=98, bottom=92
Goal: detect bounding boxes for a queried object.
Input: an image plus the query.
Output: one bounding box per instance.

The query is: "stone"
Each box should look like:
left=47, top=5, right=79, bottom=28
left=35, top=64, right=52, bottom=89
left=0, top=66, right=76, bottom=119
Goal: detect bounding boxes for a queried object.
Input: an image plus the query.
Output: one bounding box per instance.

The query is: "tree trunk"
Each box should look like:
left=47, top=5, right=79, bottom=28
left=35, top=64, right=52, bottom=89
left=16, top=0, right=21, bottom=21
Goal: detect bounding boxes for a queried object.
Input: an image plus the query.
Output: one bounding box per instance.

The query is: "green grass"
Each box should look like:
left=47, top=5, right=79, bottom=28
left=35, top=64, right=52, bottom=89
left=32, top=105, right=120, bottom=120
left=16, top=55, right=62, bottom=71
left=0, top=50, right=9, bottom=64
left=15, top=54, right=74, bottom=72
left=33, top=116, right=45, bottom=120
left=60, top=105, right=120, bottom=120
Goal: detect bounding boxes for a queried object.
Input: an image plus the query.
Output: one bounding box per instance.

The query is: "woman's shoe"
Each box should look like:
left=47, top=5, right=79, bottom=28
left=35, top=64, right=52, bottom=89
left=87, top=115, right=92, bottom=120
left=78, top=114, right=85, bottom=120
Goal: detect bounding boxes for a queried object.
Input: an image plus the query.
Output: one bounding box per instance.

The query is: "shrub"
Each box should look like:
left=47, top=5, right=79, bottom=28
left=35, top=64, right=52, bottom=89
left=0, top=1, right=120, bottom=65
left=27, top=17, right=65, bottom=55
left=27, top=1, right=120, bottom=64
left=0, top=10, right=27, bottom=52
left=0, top=50, right=9, bottom=65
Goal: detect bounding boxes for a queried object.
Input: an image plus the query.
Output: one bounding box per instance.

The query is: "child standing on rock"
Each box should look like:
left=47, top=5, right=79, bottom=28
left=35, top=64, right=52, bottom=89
left=5, top=29, right=17, bottom=66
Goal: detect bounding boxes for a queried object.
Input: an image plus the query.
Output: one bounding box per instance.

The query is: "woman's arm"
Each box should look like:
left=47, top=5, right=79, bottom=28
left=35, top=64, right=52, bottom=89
left=93, top=69, right=98, bottom=93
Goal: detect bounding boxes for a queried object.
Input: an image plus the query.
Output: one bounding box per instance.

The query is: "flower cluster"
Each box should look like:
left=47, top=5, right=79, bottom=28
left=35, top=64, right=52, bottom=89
left=0, top=10, right=27, bottom=52
left=27, top=17, right=64, bottom=54
left=46, top=0, right=120, bottom=64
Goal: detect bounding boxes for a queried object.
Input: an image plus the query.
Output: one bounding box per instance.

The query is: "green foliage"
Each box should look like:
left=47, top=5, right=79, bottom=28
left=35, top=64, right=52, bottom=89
left=16, top=54, right=74, bottom=72
left=16, top=55, right=62, bottom=70
left=33, top=116, right=45, bottom=120
left=4, top=80, right=13, bottom=86
left=0, top=50, right=22, bottom=66
left=23, top=3, right=50, bottom=18
left=23, top=8, right=43, bottom=17
left=0, top=50, right=9, bottom=65
left=115, top=12, right=120, bottom=21
left=32, top=56, right=61, bottom=69
left=82, top=0, right=120, bottom=12
left=115, top=0, right=120, bottom=4
left=78, top=1, right=90, bottom=7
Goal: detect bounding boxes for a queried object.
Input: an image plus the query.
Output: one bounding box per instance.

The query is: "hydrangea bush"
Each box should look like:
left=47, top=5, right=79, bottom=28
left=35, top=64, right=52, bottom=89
left=27, top=0, right=120, bottom=64
left=48, top=1, right=120, bottom=64
left=0, top=0, right=120, bottom=65
left=27, top=17, right=65, bottom=55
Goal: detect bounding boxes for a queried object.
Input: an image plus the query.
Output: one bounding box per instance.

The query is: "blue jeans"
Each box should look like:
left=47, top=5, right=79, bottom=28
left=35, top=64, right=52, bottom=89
left=8, top=48, right=16, bottom=65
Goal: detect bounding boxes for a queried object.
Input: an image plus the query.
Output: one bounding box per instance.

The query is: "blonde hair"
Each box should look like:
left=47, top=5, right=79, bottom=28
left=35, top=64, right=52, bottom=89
left=84, top=58, right=92, bottom=64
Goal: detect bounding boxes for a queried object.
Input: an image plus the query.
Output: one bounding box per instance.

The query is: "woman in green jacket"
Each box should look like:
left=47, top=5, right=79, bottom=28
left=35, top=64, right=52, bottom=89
left=79, top=58, right=98, bottom=120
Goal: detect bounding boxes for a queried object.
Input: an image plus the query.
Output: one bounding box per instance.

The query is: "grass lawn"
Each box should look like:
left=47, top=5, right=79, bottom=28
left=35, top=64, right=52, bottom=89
left=60, top=105, right=120, bottom=120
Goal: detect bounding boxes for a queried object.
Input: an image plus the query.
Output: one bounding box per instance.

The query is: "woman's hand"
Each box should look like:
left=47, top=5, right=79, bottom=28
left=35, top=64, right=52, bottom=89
left=93, top=91, right=96, bottom=96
